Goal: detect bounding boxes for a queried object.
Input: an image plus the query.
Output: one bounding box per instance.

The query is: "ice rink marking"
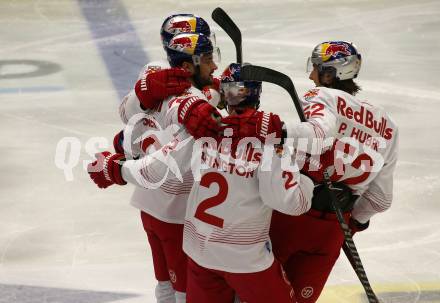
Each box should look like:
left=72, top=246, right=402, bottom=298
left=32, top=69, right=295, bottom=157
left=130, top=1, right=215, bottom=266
left=78, top=0, right=148, bottom=99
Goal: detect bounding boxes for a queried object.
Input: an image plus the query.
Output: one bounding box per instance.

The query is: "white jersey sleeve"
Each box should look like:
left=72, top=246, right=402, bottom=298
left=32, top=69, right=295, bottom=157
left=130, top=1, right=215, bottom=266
left=121, top=130, right=194, bottom=191
left=258, top=151, right=314, bottom=216
left=119, top=91, right=145, bottom=125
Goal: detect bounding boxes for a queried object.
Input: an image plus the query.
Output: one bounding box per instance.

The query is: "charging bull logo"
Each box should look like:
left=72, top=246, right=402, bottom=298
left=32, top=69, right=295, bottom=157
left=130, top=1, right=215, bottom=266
left=221, top=65, right=238, bottom=82
left=169, top=36, right=193, bottom=50
left=168, top=20, right=192, bottom=33
left=322, top=43, right=351, bottom=62
left=303, top=89, right=319, bottom=100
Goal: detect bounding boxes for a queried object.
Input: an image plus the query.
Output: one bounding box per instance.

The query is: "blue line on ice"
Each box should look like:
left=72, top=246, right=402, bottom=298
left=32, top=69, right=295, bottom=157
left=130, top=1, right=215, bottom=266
left=77, top=0, right=149, bottom=100
left=0, top=86, right=65, bottom=94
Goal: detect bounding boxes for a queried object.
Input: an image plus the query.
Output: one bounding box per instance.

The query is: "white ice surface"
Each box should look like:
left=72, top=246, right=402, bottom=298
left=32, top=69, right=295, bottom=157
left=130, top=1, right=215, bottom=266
left=1, top=0, right=439, bottom=302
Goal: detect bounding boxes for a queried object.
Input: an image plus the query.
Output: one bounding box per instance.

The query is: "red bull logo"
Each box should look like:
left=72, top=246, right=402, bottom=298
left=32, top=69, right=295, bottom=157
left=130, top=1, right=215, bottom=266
left=303, top=89, right=319, bottom=100
left=169, top=36, right=193, bottom=50
left=168, top=20, right=192, bottom=33
left=322, top=43, right=351, bottom=61
left=221, top=65, right=237, bottom=82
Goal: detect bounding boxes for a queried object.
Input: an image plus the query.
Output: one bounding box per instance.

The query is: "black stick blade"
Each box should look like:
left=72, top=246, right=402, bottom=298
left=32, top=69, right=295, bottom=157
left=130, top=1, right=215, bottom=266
left=241, top=65, right=306, bottom=122
left=212, top=7, right=242, bottom=64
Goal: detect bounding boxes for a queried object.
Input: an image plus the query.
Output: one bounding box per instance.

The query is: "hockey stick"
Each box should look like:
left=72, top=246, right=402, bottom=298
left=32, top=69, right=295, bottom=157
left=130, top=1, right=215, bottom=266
left=240, top=65, right=306, bottom=122
left=211, top=7, right=242, bottom=65
left=241, top=64, right=380, bottom=303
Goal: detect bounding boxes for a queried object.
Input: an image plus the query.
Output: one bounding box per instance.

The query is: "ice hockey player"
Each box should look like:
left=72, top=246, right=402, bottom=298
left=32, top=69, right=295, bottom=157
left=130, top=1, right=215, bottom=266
left=88, top=31, right=221, bottom=303
left=115, top=14, right=217, bottom=303
left=116, top=14, right=218, bottom=129
left=222, top=41, right=399, bottom=302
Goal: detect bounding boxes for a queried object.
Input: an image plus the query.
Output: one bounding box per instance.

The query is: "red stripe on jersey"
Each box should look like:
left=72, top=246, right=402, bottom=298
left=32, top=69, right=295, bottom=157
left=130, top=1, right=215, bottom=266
left=363, top=191, right=391, bottom=212
left=119, top=98, right=128, bottom=124
left=140, top=167, right=194, bottom=195
left=208, top=237, right=269, bottom=245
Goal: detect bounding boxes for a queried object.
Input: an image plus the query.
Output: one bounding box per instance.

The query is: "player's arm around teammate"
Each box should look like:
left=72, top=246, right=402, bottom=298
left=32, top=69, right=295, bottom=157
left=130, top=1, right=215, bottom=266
left=88, top=16, right=221, bottom=303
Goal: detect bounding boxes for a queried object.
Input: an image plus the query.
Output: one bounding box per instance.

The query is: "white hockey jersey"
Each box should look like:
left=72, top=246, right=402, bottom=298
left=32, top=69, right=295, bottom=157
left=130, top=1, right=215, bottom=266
left=118, top=61, right=220, bottom=223
left=183, top=143, right=314, bottom=273
left=285, top=87, right=399, bottom=223
left=121, top=82, right=209, bottom=224
left=123, top=129, right=314, bottom=272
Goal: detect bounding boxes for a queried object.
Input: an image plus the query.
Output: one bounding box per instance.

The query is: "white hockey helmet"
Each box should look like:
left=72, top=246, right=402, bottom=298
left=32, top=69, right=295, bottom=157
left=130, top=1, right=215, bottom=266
left=306, top=41, right=362, bottom=81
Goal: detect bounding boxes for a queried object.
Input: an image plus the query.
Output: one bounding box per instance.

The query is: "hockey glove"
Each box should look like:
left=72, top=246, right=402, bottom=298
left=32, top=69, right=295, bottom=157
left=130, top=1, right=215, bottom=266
left=178, top=98, right=222, bottom=139
left=135, top=68, right=192, bottom=109
left=349, top=217, right=370, bottom=235
left=220, top=108, right=283, bottom=143
left=87, top=151, right=126, bottom=189
left=311, top=182, right=355, bottom=213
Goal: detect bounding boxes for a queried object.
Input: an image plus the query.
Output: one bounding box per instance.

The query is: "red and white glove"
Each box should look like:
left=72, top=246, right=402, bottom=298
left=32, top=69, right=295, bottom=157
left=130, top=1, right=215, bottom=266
left=220, top=108, right=283, bottom=143
left=349, top=217, right=370, bottom=236
left=135, top=68, right=191, bottom=109
left=178, top=98, right=221, bottom=139
left=87, top=152, right=126, bottom=189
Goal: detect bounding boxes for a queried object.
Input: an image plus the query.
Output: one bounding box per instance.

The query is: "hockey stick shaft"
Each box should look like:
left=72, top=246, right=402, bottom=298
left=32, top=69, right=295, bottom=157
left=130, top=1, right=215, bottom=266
left=242, top=64, right=380, bottom=303
left=322, top=170, right=379, bottom=302
left=212, top=7, right=242, bottom=65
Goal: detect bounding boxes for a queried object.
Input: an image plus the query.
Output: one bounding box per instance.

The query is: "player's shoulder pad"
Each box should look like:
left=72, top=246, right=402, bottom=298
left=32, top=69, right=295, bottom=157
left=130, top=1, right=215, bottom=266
left=167, top=86, right=207, bottom=108
left=302, top=87, right=338, bottom=108
left=138, top=60, right=170, bottom=79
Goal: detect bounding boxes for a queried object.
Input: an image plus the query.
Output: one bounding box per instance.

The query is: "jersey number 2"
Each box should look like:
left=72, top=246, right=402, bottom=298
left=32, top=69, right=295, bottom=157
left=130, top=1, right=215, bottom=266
left=282, top=171, right=298, bottom=189
left=194, top=172, right=228, bottom=228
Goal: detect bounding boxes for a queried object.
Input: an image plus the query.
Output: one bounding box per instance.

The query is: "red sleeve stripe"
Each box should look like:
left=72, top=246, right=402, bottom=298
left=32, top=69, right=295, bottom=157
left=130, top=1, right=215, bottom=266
left=363, top=191, right=391, bottom=212
left=294, top=187, right=308, bottom=215
left=308, top=120, right=325, bottom=139
left=139, top=166, right=194, bottom=195
left=119, top=98, right=128, bottom=124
